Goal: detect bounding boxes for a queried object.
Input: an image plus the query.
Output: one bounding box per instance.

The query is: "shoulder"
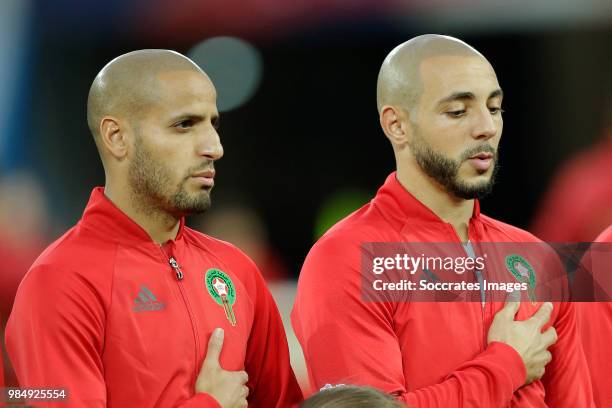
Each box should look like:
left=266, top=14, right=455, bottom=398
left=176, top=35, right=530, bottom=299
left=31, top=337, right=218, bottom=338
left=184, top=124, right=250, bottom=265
left=301, top=209, right=386, bottom=285
left=313, top=202, right=390, bottom=252
left=32, top=222, right=114, bottom=270
left=480, top=214, right=542, bottom=243
left=20, top=223, right=117, bottom=304
left=183, top=227, right=264, bottom=289
left=302, top=199, right=406, bottom=277
left=184, top=227, right=255, bottom=266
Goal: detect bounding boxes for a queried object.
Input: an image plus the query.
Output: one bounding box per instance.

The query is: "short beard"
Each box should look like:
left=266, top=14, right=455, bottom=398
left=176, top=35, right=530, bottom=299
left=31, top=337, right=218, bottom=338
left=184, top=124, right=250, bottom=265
left=128, top=132, right=211, bottom=218
left=411, top=131, right=499, bottom=200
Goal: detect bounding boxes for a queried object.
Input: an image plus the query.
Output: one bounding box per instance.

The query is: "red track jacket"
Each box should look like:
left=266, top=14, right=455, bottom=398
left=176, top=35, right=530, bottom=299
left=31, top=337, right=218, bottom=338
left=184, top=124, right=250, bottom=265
left=292, top=173, right=593, bottom=407
left=6, top=188, right=302, bottom=407
left=578, top=225, right=612, bottom=408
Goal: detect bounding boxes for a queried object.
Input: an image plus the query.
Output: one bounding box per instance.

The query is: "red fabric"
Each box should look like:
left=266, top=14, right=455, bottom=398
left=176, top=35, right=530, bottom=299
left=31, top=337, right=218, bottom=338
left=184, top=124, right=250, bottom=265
left=578, top=225, right=612, bottom=408
left=0, top=313, right=4, bottom=390
left=5, top=187, right=302, bottom=407
left=292, top=172, right=594, bottom=407
left=0, top=237, right=44, bottom=389
left=0, top=239, right=43, bottom=321
left=176, top=393, right=222, bottom=407
left=531, top=136, right=612, bottom=242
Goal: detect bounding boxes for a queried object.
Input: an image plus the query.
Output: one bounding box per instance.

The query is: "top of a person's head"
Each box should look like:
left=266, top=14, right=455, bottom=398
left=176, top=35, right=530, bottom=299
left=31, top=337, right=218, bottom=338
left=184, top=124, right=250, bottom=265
left=300, top=386, right=404, bottom=408
left=376, top=34, right=488, bottom=114
left=87, top=49, right=207, bottom=142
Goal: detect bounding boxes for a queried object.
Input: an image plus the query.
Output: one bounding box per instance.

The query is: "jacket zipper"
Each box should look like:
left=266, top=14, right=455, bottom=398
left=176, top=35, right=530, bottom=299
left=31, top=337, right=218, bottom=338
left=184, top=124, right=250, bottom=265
left=169, top=257, right=184, bottom=280
left=472, top=267, right=487, bottom=349
left=482, top=289, right=487, bottom=351
left=469, top=228, right=488, bottom=351
left=166, top=254, right=201, bottom=380
left=452, top=223, right=488, bottom=352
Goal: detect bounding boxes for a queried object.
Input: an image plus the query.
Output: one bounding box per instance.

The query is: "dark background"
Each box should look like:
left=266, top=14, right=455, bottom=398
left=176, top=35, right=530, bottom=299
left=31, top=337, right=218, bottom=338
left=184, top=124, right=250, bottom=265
left=1, top=0, right=611, bottom=275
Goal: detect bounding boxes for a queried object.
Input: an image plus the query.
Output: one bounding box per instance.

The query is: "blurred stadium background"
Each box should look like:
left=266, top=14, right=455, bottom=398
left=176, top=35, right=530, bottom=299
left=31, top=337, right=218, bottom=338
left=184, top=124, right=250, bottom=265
left=1, top=0, right=611, bottom=394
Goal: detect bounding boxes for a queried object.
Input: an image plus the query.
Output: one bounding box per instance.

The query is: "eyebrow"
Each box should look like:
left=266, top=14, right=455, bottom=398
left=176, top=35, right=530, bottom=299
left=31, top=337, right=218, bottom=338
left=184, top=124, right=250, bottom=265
left=437, top=89, right=504, bottom=106
left=169, top=113, right=219, bottom=124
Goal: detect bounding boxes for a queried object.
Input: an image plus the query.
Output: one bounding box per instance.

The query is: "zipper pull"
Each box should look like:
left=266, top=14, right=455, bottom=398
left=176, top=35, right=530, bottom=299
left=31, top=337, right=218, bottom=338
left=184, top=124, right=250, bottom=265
left=169, top=257, right=184, bottom=280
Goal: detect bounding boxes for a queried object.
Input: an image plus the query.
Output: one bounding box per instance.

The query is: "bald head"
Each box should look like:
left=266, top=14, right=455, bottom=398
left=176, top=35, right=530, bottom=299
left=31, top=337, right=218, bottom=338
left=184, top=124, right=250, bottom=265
left=376, top=34, right=487, bottom=114
left=87, top=49, right=206, bottom=142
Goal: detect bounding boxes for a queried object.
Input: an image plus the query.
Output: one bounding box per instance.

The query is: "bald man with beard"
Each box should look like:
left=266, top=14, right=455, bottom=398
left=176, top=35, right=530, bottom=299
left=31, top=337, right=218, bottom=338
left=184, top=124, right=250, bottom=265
left=5, top=50, right=302, bottom=407
left=292, top=35, right=594, bottom=407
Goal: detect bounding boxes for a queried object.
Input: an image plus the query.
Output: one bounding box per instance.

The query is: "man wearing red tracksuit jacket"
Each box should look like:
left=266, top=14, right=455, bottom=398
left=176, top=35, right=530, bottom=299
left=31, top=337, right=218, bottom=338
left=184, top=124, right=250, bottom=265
left=578, top=225, right=612, bottom=407
left=6, top=50, right=302, bottom=407
left=292, top=35, right=593, bottom=407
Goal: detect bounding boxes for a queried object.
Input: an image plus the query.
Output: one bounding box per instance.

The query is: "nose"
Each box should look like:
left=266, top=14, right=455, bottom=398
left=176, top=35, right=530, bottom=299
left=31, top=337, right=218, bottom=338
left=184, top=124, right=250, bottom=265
left=198, top=128, right=224, bottom=161
left=471, top=107, right=498, bottom=141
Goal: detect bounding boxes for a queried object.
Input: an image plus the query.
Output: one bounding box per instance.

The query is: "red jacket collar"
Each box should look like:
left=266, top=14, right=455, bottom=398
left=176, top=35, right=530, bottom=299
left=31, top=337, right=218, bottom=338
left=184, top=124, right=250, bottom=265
left=79, top=187, right=186, bottom=245
left=373, top=172, right=481, bottom=228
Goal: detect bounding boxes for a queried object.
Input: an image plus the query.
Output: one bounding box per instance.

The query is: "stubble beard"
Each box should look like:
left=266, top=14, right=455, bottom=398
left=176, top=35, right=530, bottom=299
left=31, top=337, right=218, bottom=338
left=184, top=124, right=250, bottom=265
left=410, top=129, right=499, bottom=200
left=128, top=134, right=211, bottom=218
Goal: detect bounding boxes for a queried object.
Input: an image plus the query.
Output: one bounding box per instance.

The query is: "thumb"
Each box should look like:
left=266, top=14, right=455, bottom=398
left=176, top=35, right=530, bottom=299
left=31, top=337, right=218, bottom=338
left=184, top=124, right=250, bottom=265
left=204, top=328, right=224, bottom=368
left=530, top=302, right=553, bottom=329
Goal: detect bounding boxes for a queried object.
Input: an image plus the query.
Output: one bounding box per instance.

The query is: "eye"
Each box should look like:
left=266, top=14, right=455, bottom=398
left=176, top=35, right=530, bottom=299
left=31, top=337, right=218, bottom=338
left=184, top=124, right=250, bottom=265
left=489, top=107, right=505, bottom=115
left=446, top=110, right=466, bottom=118
left=177, top=120, right=194, bottom=129
left=173, top=119, right=195, bottom=132
left=212, top=117, right=220, bottom=130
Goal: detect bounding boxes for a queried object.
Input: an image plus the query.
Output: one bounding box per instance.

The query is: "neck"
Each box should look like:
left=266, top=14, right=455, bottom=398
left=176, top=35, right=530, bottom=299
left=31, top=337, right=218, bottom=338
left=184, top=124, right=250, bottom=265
left=396, top=165, right=474, bottom=242
left=104, top=183, right=181, bottom=245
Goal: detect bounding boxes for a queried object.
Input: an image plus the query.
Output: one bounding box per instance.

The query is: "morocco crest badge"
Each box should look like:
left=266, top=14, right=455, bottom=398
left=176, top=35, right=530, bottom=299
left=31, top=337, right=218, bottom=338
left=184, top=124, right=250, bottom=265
left=505, top=254, right=537, bottom=304
left=205, top=268, right=237, bottom=326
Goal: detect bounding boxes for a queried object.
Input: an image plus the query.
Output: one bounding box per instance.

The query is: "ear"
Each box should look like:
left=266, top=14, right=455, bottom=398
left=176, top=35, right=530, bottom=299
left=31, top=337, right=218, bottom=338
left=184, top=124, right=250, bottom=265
left=379, top=105, right=411, bottom=148
left=99, top=116, right=129, bottom=160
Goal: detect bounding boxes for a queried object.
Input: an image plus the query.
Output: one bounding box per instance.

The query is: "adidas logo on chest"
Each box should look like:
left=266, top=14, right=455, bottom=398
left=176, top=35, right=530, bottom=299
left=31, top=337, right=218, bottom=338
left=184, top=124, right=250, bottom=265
left=133, top=285, right=166, bottom=312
